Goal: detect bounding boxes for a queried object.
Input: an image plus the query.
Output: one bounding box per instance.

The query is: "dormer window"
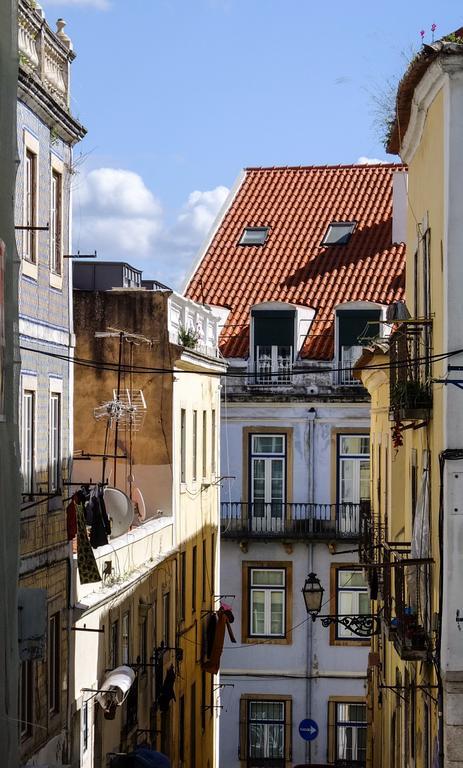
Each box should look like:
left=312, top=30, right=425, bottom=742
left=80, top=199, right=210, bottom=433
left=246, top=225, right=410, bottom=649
left=336, top=307, right=380, bottom=385
left=322, top=221, right=356, bottom=246
left=239, top=227, right=269, bottom=246
left=251, top=308, right=295, bottom=385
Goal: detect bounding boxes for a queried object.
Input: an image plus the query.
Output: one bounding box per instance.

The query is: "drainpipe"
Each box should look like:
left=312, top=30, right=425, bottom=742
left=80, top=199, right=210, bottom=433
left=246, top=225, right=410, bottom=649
left=305, top=408, right=316, bottom=764
left=307, top=408, right=316, bottom=503
left=306, top=542, right=314, bottom=765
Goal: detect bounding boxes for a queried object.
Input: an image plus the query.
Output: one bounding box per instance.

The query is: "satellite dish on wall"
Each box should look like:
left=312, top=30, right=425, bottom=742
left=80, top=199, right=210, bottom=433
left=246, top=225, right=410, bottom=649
left=104, top=487, right=134, bottom=538
left=132, top=485, right=146, bottom=521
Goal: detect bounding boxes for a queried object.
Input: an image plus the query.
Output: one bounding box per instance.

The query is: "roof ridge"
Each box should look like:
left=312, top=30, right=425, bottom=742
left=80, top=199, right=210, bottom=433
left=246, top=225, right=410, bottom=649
left=244, top=163, right=406, bottom=171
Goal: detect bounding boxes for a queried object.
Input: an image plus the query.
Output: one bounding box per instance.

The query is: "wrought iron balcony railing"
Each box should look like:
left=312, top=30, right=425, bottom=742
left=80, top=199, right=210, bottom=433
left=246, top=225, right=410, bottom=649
left=221, top=502, right=363, bottom=539
left=381, top=547, right=432, bottom=661
left=389, top=320, right=432, bottom=420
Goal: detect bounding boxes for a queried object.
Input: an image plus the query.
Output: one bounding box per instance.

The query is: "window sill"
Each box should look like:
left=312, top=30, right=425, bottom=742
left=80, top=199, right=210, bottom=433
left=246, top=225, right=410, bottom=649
left=22, top=258, right=38, bottom=281
left=50, top=271, right=63, bottom=291
left=244, top=636, right=291, bottom=646
left=330, top=637, right=371, bottom=647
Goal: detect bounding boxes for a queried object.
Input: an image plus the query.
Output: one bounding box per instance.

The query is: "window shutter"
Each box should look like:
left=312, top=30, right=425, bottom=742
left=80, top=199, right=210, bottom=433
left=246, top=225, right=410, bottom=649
left=337, top=310, right=381, bottom=348
left=239, top=697, right=248, bottom=760
left=252, top=310, right=295, bottom=348
left=327, top=700, right=336, bottom=763
left=285, top=698, right=292, bottom=762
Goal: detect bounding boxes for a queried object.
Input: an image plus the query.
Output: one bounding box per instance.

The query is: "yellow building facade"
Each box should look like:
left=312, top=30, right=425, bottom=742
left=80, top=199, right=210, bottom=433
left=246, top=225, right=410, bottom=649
left=71, top=285, right=225, bottom=767
left=358, top=35, right=463, bottom=768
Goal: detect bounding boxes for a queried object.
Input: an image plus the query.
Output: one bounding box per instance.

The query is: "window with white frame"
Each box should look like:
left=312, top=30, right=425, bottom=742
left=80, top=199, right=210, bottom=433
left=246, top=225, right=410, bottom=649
left=121, top=612, right=130, bottom=665
left=250, top=434, right=286, bottom=522
left=192, top=410, right=198, bottom=481
left=110, top=619, right=119, bottom=669
left=180, top=409, right=186, bottom=483
left=211, top=410, right=216, bottom=475
left=250, top=568, right=285, bottom=637
left=49, top=392, right=61, bottom=492
left=24, top=148, right=37, bottom=263
left=248, top=699, right=285, bottom=764
left=335, top=702, right=367, bottom=763
left=48, top=611, right=60, bottom=714
left=337, top=434, right=370, bottom=511
left=336, top=568, right=370, bottom=640
left=50, top=169, right=62, bottom=275
left=19, top=659, right=33, bottom=739
left=82, top=699, right=89, bottom=752
left=251, top=309, right=295, bottom=385
left=21, top=389, right=35, bottom=495
left=335, top=308, right=381, bottom=385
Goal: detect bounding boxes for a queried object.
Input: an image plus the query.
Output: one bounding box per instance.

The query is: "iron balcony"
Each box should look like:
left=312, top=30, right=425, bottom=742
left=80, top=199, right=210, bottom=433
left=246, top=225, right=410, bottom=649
left=221, top=502, right=364, bottom=540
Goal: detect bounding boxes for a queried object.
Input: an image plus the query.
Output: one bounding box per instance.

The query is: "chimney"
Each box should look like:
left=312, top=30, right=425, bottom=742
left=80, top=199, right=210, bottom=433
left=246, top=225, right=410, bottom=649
left=392, top=170, right=408, bottom=244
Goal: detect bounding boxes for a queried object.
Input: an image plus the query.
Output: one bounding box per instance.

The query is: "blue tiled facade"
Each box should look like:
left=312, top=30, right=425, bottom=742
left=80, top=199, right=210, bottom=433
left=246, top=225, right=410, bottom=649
left=16, top=2, right=86, bottom=763
left=17, top=101, right=72, bottom=497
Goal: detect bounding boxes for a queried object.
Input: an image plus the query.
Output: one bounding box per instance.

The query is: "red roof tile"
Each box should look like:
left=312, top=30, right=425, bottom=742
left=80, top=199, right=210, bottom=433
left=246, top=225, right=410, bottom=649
left=185, top=164, right=406, bottom=360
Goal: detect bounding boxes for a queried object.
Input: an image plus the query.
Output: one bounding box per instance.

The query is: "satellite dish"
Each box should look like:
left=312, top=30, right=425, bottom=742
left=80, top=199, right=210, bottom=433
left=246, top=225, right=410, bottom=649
left=104, top=487, right=134, bottom=538
left=132, top=485, right=146, bottom=521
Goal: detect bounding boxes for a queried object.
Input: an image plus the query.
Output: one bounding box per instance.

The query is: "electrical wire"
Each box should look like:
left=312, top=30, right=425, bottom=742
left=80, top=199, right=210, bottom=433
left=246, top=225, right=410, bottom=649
left=18, top=343, right=463, bottom=379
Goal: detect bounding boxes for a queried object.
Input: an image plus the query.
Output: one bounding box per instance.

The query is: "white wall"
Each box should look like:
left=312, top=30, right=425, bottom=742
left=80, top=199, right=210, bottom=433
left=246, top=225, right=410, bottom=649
left=219, top=400, right=370, bottom=766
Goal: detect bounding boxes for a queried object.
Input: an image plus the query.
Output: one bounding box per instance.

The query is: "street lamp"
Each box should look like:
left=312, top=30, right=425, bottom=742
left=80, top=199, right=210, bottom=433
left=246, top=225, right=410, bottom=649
left=302, top=572, right=324, bottom=617
left=302, top=571, right=380, bottom=638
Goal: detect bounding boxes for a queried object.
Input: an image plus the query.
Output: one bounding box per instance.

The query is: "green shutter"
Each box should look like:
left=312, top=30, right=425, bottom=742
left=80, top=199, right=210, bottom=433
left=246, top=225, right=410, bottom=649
left=338, top=310, right=381, bottom=348
left=252, top=310, right=295, bottom=348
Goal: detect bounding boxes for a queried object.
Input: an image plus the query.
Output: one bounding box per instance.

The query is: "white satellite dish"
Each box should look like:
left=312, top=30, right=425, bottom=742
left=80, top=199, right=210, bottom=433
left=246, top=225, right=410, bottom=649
left=132, top=485, right=146, bottom=521
left=104, top=487, right=134, bottom=538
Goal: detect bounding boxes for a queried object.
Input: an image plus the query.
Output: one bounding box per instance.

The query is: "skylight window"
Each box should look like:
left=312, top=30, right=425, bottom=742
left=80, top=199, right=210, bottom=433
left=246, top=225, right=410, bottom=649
left=322, top=221, right=356, bottom=246
left=239, top=227, right=269, bottom=246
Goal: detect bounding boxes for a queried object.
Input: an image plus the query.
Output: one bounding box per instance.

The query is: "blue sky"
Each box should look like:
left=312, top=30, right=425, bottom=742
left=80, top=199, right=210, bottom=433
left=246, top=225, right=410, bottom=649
left=40, top=0, right=463, bottom=288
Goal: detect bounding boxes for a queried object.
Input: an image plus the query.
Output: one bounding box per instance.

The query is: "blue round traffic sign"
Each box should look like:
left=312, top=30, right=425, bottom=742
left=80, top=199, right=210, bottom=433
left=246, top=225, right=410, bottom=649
left=298, top=718, right=319, bottom=741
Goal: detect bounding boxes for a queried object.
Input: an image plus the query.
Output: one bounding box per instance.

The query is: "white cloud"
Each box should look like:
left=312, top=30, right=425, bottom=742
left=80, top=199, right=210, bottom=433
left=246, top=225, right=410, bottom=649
left=73, top=167, right=229, bottom=290
left=356, top=156, right=387, bottom=165
left=42, top=0, right=110, bottom=8
left=175, top=186, right=230, bottom=241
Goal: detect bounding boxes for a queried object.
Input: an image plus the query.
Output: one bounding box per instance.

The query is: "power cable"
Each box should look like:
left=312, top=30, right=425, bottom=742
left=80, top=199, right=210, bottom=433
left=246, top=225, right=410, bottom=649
left=18, top=343, right=463, bottom=380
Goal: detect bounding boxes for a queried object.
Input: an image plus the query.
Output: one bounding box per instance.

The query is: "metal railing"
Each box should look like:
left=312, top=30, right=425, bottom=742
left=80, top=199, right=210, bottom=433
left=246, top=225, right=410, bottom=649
left=381, top=548, right=431, bottom=660
left=221, top=502, right=363, bottom=539
left=389, top=321, right=432, bottom=418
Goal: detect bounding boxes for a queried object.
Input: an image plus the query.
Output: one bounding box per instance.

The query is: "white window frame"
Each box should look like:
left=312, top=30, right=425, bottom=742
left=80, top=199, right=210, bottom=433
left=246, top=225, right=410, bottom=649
left=19, top=659, right=33, bottom=739
left=180, top=408, right=186, bottom=483
left=250, top=568, right=286, bottom=638
left=48, top=611, right=60, bottom=714
left=336, top=567, right=370, bottom=640
left=50, top=154, right=64, bottom=289
left=49, top=379, right=62, bottom=493
left=121, top=611, right=130, bottom=665
left=22, top=131, right=39, bottom=279
left=21, top=374, right=37, bottom=497
left=337, top=434, right=370, bottom=506
left=255, top=344, right=293, bottom=385
left=335, top=701, right=367, bottom=762
left=248, top=699, right=285, bottom=761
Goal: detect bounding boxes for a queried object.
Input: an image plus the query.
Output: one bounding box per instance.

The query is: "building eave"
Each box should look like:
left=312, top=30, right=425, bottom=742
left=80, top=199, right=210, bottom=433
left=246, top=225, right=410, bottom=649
left=18, top=69, right=86, bottom=145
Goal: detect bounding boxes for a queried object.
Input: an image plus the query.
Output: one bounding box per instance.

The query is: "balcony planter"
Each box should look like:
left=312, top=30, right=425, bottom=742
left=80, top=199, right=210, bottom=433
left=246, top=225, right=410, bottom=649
left=390, top=380, right=432, bottom=421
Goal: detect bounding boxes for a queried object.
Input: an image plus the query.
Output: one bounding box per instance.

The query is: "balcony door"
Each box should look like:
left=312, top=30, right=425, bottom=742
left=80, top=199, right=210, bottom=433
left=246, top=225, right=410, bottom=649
left=337, top=434, right=370, bottom=533
left=250, top=435, right=286, bottom=531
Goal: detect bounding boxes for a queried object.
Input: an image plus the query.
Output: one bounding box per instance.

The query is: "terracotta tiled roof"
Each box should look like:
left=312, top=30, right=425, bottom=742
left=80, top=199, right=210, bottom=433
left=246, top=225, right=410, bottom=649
left=185, top=164, right=406, bottom=360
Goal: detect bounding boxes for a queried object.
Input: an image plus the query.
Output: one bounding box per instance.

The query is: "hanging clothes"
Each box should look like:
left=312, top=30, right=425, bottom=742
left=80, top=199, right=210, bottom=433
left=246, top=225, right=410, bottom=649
left=76, top=501, right=101, bottom=584
left=66, top=495, right=78, bottom=541
left=157, top=664, right=176, bottom=712
left=89, top=486, right=111, bottom=549
left=202, top=603, right=236, bottom=674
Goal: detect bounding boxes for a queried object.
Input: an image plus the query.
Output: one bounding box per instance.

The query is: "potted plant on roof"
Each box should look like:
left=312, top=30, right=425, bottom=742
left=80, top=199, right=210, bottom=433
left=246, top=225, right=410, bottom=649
left=178, top=323, right=200, bottom=350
